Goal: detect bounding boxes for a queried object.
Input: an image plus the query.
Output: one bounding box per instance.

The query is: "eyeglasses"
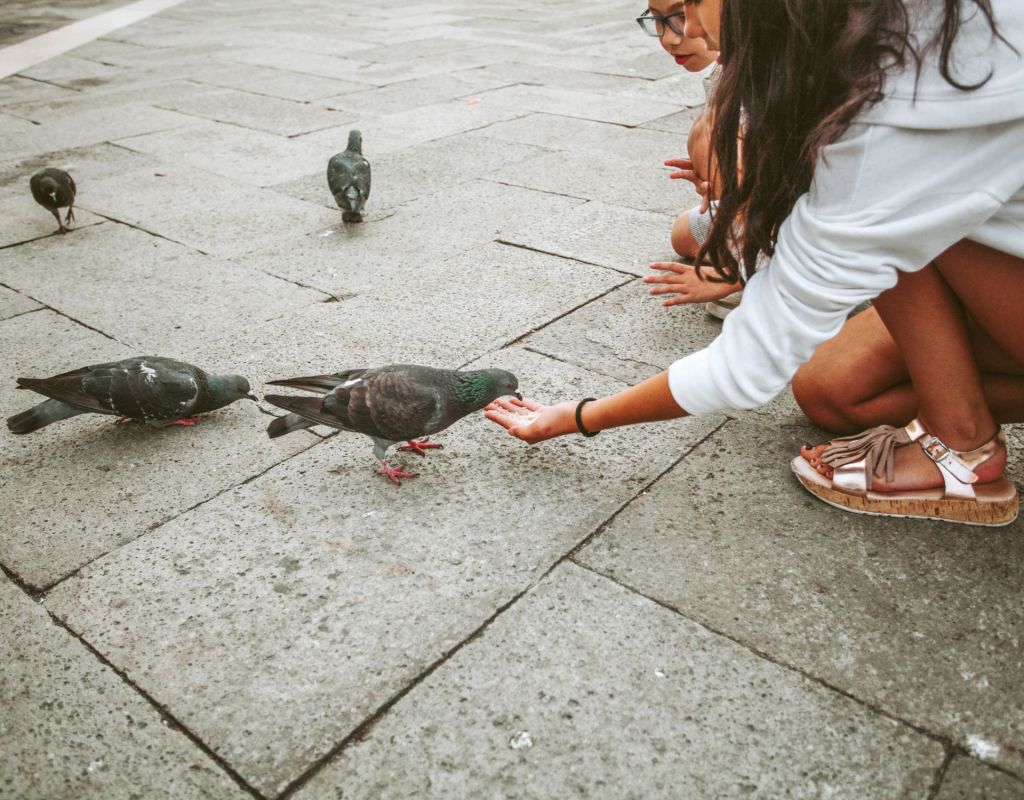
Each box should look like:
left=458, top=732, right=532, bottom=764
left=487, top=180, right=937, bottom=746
left=636, top=11, right=687, bottom=37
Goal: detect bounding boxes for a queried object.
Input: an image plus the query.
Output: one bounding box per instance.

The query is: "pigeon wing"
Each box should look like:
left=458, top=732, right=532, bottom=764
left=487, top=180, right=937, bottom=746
left=334, top=369, right=442, bottom=441
left=266, top=369, right=368, bottom=393
left=80, top=357, right=201, bottom=420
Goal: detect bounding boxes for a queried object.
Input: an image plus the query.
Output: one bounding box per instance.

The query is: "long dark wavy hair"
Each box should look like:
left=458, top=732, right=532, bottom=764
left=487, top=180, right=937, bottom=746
left=698, top=0, right=1010, bottom=285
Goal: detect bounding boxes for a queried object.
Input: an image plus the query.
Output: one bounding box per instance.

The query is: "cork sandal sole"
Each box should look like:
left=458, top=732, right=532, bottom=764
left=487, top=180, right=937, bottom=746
left=791, top=456, right=1019, bottom=527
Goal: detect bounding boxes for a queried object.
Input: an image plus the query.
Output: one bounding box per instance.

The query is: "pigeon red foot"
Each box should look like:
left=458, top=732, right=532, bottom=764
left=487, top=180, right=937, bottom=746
left=399, top=437, right=442, bottom=456
left=376, top=460, right=417, bottom=485
left=165, top=417, right=201, bottom=427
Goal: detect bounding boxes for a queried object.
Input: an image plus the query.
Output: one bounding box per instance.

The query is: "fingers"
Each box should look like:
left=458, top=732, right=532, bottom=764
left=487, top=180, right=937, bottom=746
left=647, top=261, right=693, bottom=275
left=663, top=158, right=694, bottom=169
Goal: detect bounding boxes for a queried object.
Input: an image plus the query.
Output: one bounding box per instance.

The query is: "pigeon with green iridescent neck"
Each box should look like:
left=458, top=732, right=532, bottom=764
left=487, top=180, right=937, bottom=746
left=264, top=364, right=520, bottom=484
left=7, top=356, right=256, bottom=434
left=327, top=129, right=370, bottom=222
left=30, top=168, right=76, bottom=234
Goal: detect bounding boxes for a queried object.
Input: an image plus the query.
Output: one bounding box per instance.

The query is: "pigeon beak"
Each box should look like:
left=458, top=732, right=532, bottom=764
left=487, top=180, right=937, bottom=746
left=513, top=392, right=523, bottom=401
left=246, top=392, right=259, bottom=402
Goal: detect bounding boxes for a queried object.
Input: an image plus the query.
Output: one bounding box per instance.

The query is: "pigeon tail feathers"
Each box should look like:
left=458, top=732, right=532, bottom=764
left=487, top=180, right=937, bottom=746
left=266, top=412, right=316, bottom=439
left=7, top=399, right=83, bottom=434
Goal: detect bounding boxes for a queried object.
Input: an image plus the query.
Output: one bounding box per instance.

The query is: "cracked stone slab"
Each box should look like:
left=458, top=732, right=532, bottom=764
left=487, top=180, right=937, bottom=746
left=155, top=87, right=352, bottom=137
left=474, top=84, right=684, bottom=126
left=936, top=758, right=1024, bottom=798
left=271, top=132, right=552, bottom=211
left=115, top=119, right=332, bottom=188
left=494, top=147, right=700, bottom=214
left=80, top=163, right=337, bottom=257
left=0, top=104, right=195, bottom=162
left=192, top=240, right=624, bottom=392
left=247, top=180, right=585, bottom=297
left=0, top=309, right=318, bottom=591
left=525, top=281, right=722, bottom=385
left=0, top=284, right=40, bottom=322
left=184, top=62, right=366, bottom=102
left=501, top=200, right=677, bottom=276
left=0, top=223, right=326, bottom=351
left=0, top=575, right=248, bottom=800
left=0, top=191, right=104, bottom=248
left=296, top=98, right=524, bottom=155
left=43, top=348, right=718, bottom=797
left=576, top=412, right=1024, bottom=775
left=292, top=562, right=942, bottom=799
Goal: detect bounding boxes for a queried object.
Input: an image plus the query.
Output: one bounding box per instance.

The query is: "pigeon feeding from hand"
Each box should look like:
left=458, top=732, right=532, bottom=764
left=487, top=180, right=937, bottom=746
left=264, top=364, right=520, bottom=484
left=30, top=168, right=77, bottom=234
left=7, top=356, right=257, bottom=434
left=327, top=129, right=370, bottom=223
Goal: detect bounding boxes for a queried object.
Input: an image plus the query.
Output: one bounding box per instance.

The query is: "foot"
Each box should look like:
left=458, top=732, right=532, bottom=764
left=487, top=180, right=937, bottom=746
left=375, top=460, right=417, bottom=485
left=164, top=417, right=201, bottom=427
left=800, top=429, right=1007, bottom=492
left=115, top=416, right=133, bottom=425
left=399, top=437, right=443, bottom=457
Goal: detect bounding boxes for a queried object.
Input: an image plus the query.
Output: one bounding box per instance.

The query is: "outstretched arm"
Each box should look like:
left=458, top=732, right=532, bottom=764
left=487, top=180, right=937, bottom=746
left=485, top=371, right=688, bottom=444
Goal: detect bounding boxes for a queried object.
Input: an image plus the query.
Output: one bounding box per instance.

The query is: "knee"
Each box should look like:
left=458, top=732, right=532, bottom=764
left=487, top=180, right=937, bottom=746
left=792, top=362, right=857, bottom=434
left=671, top=212, right=701, bottom=259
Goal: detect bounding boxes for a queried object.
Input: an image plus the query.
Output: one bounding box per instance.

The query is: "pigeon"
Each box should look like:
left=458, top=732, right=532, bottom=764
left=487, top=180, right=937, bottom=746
left=30, top=168, right=77, bottom=234
left=327, top=129, right=370, bottom=222
left=7, top=356, right=257, bottom=434
left=264, top=364, right=520, bottom=484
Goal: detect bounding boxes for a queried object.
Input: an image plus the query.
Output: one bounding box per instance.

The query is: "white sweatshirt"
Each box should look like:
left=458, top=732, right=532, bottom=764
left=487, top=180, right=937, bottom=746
left=668, top=0, right=1024, bottom=415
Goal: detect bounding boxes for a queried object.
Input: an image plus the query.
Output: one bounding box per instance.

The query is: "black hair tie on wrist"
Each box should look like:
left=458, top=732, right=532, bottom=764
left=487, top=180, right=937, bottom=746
left=575, top=398, right=599, bottom=437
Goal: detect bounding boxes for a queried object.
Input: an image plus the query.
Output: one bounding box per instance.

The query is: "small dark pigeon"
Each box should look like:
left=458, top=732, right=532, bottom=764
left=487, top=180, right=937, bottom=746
left=7, top=356, right=257, bottom=434
left=264, top=364, right=520, bottom=484
left=30, top=168, right=77, bottom=234
left=327, top=129, right=371, bottom=222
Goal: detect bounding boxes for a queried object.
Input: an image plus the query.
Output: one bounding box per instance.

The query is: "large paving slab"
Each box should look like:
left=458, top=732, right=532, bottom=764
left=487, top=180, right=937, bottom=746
left=245, top=180, right=586, bottom=297
left=524, top=282, right=722, bottom=385
left=0, top=575, right=247, bottom=800
left=0, top=309, right=319, bottom=591
left=473, top=84, right=685, bottom=126
left=317, top=73, right=509, bottom=117
left=0, top=223, right=327, bottom=350
left=500, top=199, right=678, bottom=276
left=0, top=142, right=159, bottom=192
left=216, top=47, right=378, bottom=83
left=271, top=131, right=552, bottom=212
left=0, top=75, right=80, bottom=106
left=16, top=55, right=126, bottom=90
left=4, top=80, right=215, bottom=123
left=0, top=284, right=40, bottom=322
left=193, top=241, right=626, bottom=393
left=44, top=348, right=720, bottom=797
left=575, top=412, right=1024, bottom=776
left=494, top=146, right=702, bottom=214
left=114, top=119, right=332, bottom=188
left=184, top=62, right=366, bottom=102
left=0, top=191, right=104, bottom=248
left=80, top=163, right=338, bottom=257
left=293, top=562, right=942, bottom=799
left=937, top=758, right=1024, bottom=799
left=155, top=87, right=352, bottom=137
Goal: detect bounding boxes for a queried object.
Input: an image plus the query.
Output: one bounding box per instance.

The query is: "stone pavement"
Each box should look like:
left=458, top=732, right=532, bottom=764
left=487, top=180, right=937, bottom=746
left=1, top=1, right=1021, bottom=798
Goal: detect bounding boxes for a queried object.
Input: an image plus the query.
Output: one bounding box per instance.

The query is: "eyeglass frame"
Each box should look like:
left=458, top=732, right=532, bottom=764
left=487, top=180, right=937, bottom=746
left=636, top=10, right=687, bottom=38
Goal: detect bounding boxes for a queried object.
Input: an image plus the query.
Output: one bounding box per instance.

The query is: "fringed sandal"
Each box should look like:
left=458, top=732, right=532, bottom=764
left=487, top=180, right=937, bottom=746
left=791, top=418, right=1019, bottom=526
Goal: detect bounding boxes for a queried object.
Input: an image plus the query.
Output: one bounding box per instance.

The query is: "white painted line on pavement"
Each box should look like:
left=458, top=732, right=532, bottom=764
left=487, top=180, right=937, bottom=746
left=0, top=0, right=189, bottom=80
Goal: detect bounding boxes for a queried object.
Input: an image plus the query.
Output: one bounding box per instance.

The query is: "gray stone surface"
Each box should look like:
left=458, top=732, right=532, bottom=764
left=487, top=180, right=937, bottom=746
left=483, top=113, right=685, bottom=156
left=218, top=47, right=377, bottom=83
left=294, top=563, right=942, bottom=800
left=525, top=282, right=721, bottom=385
left=318, top=73, right=508, bottom=117
left=80, top=163, right=337, bottom=256
left=0, top=75, right=80, bottom=106
left=0, top=223, right=326, bottom=350
left=501, top=199, right=678, bottom=275
left=44, top=349, right=717, bottom=797
left=155, top=87, right=352, bottom=137
left=0, top=575, right=246, bottom=800
left=937, top=759, right=1024, bottom=799
left=576, top=412, right=1024, bottom=775
left=17, top=55, right=125, bottom=90
left=114, top=119, right=332, bottom=188
left=246, top=180, right=586, bottom=297
left=0, top=284, right=41, bottom=322
left=0, top=191, right=104, bottom=248
left=475, top=83, right=685, bottom=126
left=185, top=62, right=367, bottom=102
left=0, top=143, right=159, bottom=191
left=271, top=131, right=552, bottom=212
left=0, top=309, right=318, bottom=590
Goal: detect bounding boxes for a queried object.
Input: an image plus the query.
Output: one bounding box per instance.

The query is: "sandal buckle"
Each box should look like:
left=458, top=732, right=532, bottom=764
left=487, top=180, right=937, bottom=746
left=923, top=438, right=950, bottom=464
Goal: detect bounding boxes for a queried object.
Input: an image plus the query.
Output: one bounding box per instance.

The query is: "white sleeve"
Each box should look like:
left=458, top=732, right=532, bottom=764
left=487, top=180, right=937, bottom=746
left=668, top=118, right=1024, bottom=415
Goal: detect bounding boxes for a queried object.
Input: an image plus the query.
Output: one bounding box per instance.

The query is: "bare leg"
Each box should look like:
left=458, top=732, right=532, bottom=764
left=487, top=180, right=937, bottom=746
left=793, top=306, right=1024, bottom=433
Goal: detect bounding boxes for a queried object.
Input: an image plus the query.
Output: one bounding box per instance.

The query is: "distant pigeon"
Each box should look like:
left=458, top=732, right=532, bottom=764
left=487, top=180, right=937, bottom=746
left=7, top=356, right=256, bottom=434
left=264, top=364, right=520, bottom=484
left=30, top=168, right=77, bottom=234
left=327, top=129, right=371, bottom=222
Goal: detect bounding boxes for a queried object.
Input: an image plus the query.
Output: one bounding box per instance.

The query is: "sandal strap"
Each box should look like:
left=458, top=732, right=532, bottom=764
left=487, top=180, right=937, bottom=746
left=821, top=419, right=927, bottom=487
